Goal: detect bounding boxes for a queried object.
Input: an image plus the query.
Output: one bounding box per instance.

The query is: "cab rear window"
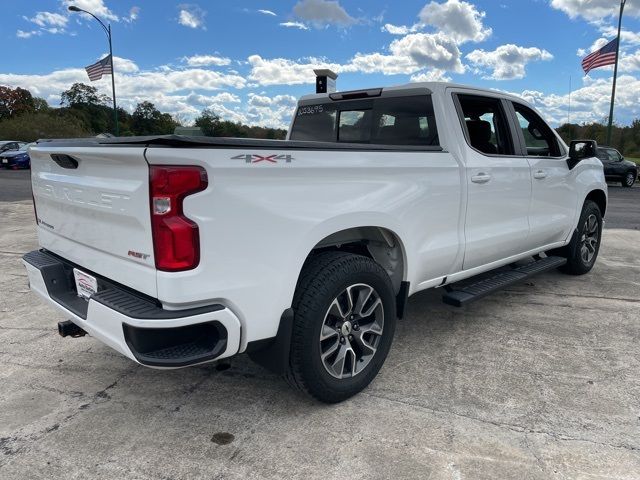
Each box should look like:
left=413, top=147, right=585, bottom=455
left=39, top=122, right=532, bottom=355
left=290, top=96, right=439, bottom=146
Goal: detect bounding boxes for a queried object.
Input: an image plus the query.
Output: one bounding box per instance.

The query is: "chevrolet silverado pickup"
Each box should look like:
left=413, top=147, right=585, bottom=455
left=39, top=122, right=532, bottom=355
left=23, top=82, right=607, bottom=403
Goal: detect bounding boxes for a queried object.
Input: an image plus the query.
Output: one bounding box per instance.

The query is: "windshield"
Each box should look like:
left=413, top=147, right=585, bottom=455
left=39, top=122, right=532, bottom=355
left=290, top=95, right=439, bottom=146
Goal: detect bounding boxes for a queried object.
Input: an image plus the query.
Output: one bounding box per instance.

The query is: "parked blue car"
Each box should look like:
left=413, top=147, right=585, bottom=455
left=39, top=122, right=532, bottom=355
left=0, top=142, right=33, bottom=169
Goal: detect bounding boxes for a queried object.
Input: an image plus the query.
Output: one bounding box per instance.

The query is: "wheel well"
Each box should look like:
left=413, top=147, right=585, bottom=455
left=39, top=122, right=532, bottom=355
left=309, top=227, right=406, bottom=294
left=585, top=189, right=607, bottom=217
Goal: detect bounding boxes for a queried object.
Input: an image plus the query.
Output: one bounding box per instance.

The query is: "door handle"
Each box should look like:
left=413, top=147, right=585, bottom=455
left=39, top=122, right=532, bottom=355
left=533, top=170, right=547, bottom=179
left=471, top=172, right=492, bottom=184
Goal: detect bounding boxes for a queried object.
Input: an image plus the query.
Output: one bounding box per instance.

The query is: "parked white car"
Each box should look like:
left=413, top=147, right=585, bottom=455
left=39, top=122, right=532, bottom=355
left=23, top=82, right=607, bottom=402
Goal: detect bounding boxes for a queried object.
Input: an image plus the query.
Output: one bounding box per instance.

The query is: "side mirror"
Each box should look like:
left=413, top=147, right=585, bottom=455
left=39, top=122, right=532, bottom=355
left=568, top=140, right=597, bottom=170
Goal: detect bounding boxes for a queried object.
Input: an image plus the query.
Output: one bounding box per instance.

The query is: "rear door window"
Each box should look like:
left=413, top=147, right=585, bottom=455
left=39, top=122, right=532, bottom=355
left=456, top=94, right=514, bottom=155
left=371, top=96, right=438, bottom=146
left=290, top=95, right=439, bottom=146
left=338, top=110, right=372, bottom=143
left=290, top=104, right=337, bottom=142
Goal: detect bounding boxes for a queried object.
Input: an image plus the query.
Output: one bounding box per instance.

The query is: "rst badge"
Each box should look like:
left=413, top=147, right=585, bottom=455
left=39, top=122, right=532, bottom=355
left=231, top=154, right=294, bottom=164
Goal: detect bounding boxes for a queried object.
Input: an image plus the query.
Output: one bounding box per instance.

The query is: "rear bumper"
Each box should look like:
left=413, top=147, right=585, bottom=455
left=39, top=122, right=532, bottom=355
left=22, top=250, right=241, bottom=368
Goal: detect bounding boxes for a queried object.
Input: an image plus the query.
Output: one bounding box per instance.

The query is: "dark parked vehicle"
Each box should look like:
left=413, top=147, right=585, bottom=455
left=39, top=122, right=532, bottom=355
left=596, top=147, right=638, bottom=187
left=0, top=142, right=33, bottom=169
left=0, top=141, right=26, bottom=154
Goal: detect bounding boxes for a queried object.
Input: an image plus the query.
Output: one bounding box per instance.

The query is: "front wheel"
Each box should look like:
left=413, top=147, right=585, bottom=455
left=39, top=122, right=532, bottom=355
left=286, top=252, right=396, bottom=403
left=559, top=200, right=603, bottom=275
left=622, top=171, right=636, bottom=188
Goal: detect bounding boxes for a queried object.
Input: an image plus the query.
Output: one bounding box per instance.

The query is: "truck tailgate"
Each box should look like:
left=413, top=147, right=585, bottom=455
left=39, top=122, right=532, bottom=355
left=30, top=145, right=157, bottom=297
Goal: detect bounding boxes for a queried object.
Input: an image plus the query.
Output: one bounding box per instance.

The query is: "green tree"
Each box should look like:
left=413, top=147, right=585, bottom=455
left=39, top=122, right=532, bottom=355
left=0, top=112, right=89, bottom=141
left=0, top=85, right=35, bottom=120
left=193, top=108, right=286, bottom=139
left=131, top=101, right=179, bottom=135
left=194, top=108, right=221, bottom=136
left=33, top=97, right=50, bottom=113
left=60, top=83, right=110, bottom=107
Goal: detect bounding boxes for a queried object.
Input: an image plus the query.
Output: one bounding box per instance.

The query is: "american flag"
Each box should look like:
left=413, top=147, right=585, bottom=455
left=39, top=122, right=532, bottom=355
left=582, top=38, right=618, bottom=75
left=85, top=55, right=112, bottom=82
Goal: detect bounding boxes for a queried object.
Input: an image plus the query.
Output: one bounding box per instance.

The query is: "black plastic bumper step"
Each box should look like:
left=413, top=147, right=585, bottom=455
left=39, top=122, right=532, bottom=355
left=23, top=249, right=223, bottom=320
left=442, top=255, right=567, bottom=307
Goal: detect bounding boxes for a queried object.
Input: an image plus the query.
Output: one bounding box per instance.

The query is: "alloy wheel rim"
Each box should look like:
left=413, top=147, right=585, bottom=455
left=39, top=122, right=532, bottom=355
left=626, top=172, right=635, bottom=186
left=319, top=283, right=384, bottom=379
left=580, top=214, right=599, bottom=264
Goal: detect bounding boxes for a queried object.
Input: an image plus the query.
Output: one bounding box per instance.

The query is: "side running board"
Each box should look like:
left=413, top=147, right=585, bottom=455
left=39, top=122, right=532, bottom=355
left=442, top=256, right=567, bottom=307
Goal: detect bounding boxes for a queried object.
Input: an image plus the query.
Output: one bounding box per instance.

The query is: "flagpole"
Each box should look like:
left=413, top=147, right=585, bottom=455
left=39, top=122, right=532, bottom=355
left=107, top=25, right=119, bottom=136
left=606, top=0, right=626, bottom=145
left=68, top=5, right=119, bottom=136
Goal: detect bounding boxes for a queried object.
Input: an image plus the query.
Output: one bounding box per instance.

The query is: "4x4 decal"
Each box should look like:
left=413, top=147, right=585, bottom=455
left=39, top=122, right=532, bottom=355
left=231, top=154, right=294, bottom=164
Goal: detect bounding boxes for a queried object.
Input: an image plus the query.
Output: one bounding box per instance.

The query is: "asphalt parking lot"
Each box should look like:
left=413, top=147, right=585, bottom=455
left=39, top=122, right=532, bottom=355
left=1, top=170, right=639, bottom=479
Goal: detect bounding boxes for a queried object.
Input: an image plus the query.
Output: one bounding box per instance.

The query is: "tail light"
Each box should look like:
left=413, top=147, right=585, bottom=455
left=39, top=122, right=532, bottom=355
left=149, top=166, right=208, bottom=271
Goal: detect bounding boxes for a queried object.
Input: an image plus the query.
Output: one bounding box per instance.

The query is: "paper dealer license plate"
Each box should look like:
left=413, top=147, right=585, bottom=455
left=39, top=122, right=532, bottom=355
left=73, top=268, right=98, bottom=300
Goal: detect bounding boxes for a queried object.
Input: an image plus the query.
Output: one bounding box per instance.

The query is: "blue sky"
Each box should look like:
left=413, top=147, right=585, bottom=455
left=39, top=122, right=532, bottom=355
left=2, top=0, right=640, bottom=128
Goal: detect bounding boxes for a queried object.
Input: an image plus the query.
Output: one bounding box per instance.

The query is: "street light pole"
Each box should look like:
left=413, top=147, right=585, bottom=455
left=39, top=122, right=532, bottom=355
left=68, top=5, right=119, bottom=136
left=107, top=23, right=119, bottom=136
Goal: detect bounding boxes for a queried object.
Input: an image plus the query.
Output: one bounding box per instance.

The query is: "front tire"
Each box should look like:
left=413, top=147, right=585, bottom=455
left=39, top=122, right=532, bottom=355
left=622, top=171, right=636, bottom=188
left=559, top=200, right=603, bottom=275
left=286, top=252, right=396, bottom=403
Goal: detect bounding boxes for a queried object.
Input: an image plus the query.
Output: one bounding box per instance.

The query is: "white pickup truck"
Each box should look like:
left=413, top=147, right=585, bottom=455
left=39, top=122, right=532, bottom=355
left=23, top=82, right=607, bottom=402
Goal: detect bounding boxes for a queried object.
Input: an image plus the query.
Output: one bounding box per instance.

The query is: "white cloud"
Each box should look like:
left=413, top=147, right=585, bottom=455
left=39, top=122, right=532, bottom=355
left=246, top=93, right=298, bottom=128
left=410, top=69, right=452, bottom=82
left=61, top=0, right=118, bottom=22
left=280, top=21, right=310, bottom=30
left=258, top=9, right=277, bottom=16
left=418, top=0, right=492, bottom=43
left=16, top=30, right=41, bottom=39
left=178, top=4, right=206, bottom=29
left=184, top=91, right=241, bottom=108
left=596, top=25, right=640, bottom=46
left=247, top=55, right=340, bottom=85
left=183, top=55, right=232, bottom=67
left=293, top=0, right=355, bottom=27
left=348, top=52, right=420, bottom=75
left=28, top=11, right=68, bottom=28
left=550, top=0, right=640, bottom=22
left=348, top=32, right=465, bottom=76
left=113, top=56, right=139, bottom=73
left=520, top=74, right=640, bottom=126
left=381, top=23, right=420, bottom=35
left=577, top=37, right=609, bottom=57
left=620, top=50, right=640, bottom=72
left=467, top=44, right=553, bottom=80
left=247, top=31, right=465, bottom=86
left=0, top=60, right=246, bottom=123
left=388, top=32, right=465, bottom=72
left=124, top=6, right=140, bottom=23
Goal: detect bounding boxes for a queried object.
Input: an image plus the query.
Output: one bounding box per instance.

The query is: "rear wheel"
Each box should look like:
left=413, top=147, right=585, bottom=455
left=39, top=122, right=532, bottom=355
left=558, top=200, right=602, bottom=275
left=622, top=171, right=636, bottom=188
left=286, top=252, right=396, bottom=403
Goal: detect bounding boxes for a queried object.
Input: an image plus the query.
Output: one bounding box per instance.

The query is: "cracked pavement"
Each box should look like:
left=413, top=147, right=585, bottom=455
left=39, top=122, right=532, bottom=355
left=1, top=172, right=639, bottom=479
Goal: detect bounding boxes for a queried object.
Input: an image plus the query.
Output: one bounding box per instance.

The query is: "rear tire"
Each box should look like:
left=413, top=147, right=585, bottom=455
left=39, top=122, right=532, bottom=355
left=286, top=252, right=396, bottom=403
left=558, top=200, right=602, bottom=275
left=622, top=171, right=636, bottom=188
